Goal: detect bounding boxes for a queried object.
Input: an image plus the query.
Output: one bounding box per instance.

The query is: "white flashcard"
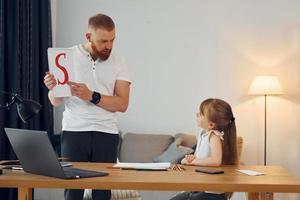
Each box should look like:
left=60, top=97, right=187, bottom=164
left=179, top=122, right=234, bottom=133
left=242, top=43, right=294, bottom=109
left=47, top=48, right=74, bottom=97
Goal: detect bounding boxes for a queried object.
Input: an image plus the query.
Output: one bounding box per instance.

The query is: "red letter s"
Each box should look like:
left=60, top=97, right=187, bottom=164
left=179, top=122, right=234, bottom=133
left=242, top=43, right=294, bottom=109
left=55, top=53, right=69, bottom=85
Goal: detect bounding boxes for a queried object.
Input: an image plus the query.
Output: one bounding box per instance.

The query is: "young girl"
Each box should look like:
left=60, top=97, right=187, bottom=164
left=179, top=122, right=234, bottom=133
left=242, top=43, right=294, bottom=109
left=170, top=98, right=237, bottom=200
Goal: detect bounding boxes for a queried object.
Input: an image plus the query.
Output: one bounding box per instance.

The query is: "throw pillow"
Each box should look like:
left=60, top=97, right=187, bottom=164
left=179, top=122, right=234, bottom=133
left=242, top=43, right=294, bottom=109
left=153, top=141, right=194, bottom=164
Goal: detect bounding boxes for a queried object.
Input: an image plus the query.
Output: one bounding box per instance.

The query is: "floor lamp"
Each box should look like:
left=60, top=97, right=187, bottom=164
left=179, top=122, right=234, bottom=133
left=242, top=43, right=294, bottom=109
left=248, top=76, right=282, bottom=166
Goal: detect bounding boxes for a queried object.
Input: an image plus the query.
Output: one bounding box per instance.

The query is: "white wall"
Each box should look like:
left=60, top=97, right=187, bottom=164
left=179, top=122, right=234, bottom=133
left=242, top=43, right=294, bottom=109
left=53, top=1, right=300, bottom=199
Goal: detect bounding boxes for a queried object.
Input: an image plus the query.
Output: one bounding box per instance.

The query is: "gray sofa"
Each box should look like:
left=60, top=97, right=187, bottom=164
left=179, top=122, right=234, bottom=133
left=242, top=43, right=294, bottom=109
left=84, top=132, right=197, bottom=200
left=118, top=132, right=196, bottom=163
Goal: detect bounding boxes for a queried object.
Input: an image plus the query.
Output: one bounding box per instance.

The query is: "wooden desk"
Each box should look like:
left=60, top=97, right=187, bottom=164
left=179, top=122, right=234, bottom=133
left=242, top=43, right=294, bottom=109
left=0, top=163, right=299, bottom=200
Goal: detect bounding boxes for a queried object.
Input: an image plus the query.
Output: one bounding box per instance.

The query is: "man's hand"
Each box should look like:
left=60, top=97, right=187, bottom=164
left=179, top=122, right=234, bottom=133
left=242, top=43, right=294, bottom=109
left=44, top=72, right=57, bottom=90
left=68, top=81, right=93, bottom=101
left=44, top=72, right=64, bottom=107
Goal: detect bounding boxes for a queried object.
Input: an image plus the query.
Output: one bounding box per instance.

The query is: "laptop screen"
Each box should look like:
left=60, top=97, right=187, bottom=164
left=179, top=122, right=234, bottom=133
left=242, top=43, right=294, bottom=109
left=5, top=128, right=66, bottom=178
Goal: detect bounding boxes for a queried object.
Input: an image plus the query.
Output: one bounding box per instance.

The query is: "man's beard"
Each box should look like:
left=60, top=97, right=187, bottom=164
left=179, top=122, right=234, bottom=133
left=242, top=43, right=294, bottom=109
left=91, top=43, right=112, bottom=61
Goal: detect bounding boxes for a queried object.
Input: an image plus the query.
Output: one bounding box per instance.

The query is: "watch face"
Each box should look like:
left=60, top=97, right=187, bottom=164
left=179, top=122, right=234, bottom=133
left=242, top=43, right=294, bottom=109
left=93, top=92, right=100, bottom=99
left=91, top=91, right=101, bottom=104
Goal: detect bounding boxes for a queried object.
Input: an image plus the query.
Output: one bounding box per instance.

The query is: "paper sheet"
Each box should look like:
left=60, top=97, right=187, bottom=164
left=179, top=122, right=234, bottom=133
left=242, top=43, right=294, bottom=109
left=236, top=169, right=264, bottom=176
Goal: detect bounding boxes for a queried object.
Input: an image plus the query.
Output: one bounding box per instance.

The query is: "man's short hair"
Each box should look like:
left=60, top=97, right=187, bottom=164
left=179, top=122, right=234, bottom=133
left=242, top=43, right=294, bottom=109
left=88, top=13, right=115, bottom=31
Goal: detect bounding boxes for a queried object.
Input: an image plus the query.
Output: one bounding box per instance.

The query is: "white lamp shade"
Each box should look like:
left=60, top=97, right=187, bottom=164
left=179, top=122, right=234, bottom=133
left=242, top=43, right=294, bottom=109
left=248, top=76, right=283, bottom=95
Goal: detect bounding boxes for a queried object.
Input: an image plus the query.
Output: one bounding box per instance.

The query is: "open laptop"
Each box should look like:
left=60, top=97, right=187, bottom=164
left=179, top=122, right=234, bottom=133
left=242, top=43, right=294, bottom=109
left=5, top=128, right=108, bottom=179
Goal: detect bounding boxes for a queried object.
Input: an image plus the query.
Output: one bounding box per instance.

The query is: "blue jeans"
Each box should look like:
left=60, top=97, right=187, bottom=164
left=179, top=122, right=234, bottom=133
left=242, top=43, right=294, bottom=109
left=61, top=131, right=119, bottom=200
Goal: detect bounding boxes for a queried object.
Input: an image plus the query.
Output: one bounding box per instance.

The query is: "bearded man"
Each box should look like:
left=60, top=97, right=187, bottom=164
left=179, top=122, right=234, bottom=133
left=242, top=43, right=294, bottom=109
left=44, top=13, right=131, bottom=200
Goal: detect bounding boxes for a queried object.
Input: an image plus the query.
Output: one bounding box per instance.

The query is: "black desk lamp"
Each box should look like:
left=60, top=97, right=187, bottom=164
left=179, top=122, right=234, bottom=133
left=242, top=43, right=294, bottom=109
left=0, top=91, right=42, bottom=123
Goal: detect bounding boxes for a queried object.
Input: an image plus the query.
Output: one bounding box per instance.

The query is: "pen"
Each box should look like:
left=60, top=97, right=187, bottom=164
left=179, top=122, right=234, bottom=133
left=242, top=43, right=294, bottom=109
left=170, top=164, right=185, bottom=171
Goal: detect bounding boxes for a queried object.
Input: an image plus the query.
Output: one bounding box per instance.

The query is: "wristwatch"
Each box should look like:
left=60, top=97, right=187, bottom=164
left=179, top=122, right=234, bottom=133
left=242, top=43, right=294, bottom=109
left=90, top=91, right=101, bottom=105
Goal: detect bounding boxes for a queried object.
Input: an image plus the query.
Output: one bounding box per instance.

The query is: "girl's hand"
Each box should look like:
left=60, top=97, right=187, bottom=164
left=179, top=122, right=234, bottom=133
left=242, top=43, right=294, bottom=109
left=181, top=158, right=187, bottom=165
left=185, top=154, right=196, bottom=163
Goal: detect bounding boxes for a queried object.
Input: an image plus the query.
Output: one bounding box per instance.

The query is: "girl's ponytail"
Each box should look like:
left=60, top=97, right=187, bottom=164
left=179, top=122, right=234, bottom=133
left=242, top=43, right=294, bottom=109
left=222, top=121, right=237, bottom=165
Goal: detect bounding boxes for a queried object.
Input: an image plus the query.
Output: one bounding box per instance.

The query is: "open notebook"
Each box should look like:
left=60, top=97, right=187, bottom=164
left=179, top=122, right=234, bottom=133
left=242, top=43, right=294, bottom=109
left=113, top=162, right=171, bottom=170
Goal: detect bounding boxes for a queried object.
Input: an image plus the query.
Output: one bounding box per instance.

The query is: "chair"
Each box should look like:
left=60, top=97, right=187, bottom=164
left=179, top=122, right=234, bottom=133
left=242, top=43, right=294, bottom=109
left=83, top=189, right=141, bottom=200
left=237, top=136, right=244, bottom=165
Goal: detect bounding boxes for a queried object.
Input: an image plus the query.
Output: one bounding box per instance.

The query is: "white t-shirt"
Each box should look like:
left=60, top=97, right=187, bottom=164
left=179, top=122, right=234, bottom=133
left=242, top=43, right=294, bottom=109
left=62, top=45, right=131, bottom=133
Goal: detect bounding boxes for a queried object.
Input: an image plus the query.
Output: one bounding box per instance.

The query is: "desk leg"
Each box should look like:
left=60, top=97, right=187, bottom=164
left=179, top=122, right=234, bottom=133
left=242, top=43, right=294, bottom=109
left=248, top=192, right=274, bottom=200
left=18, top=187, right=32, bottom=200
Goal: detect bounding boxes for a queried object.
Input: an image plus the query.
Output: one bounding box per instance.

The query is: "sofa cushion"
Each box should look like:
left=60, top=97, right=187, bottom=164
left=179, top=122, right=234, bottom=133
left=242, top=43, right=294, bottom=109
left=119, top=133, right=174, bottom=162
left=153, top=140, right=194, bottom=164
